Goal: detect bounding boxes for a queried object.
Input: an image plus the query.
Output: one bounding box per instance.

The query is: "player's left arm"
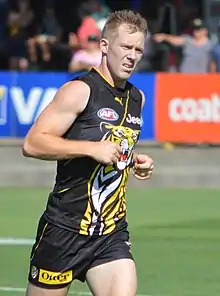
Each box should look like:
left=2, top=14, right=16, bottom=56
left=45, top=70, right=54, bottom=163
left=132, top=89, right=154, bottom=180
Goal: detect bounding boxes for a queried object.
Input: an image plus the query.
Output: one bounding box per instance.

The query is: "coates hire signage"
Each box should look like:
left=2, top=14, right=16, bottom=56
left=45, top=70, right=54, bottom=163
left=155, top=73, right=220, bottom=144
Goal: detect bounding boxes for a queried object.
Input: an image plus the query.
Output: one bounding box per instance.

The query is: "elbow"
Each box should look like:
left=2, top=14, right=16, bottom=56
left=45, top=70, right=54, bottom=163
left=22, top=140, right=31, bottom=158
left=22, top=146, right=29, bottom=157
left=22, top=139, right=37, bottom=158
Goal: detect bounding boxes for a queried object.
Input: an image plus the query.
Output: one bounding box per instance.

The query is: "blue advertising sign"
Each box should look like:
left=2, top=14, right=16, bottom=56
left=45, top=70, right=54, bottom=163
left=0, top=72, right=69, bottom=137
left=0, top=72, right=13, bottom=137
left=129, top=73, right=155, bottom=140
left=0, top=71, right=155, bottom=140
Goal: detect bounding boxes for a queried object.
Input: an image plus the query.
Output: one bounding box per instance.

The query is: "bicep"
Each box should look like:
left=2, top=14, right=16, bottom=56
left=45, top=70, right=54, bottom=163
left=27, top=81, right=90, bottom=137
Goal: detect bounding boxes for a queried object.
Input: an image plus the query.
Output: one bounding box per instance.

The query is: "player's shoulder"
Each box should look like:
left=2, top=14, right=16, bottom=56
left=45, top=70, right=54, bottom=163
left=51, top=78, right=91, bottom=115
left=58, top=78, right=91, bottom=98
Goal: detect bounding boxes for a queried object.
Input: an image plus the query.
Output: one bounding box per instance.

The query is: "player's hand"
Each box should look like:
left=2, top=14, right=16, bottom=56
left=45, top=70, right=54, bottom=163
left=132, top=154, right=154, bottom=180
left=90, top=141, right=122, bottom=165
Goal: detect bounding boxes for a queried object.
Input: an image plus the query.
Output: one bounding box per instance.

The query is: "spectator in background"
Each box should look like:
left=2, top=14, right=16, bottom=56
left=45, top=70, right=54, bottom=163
left=18, top=0, right=34, bottom=30
left=68, top=3, right=101, bottom=52
left=0, top=0, right=9, bottom=69
left=18, top=0, right=37, bottom=70
left=76, top=14, right=101, bottom=49
left=27, top=5, right=61, bottom=64
left=7, top=10, right=28, bottom=70
left=210, top=22, right=220, bottom=73
left=89, top=0, right=110, bottom=31
left=69, top=34, right=101, bottom=72
left=69, top=0, right=110, bottom=50
left=154, top=18, right=215, bottom=73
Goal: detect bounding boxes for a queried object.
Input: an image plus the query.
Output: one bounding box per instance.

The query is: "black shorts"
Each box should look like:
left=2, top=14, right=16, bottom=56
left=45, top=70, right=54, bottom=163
left=28, top=216, right=133, bottom=289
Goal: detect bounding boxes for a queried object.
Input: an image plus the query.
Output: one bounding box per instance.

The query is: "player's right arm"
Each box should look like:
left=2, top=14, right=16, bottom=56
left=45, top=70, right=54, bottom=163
left=22, top=80, right=121, bottom=164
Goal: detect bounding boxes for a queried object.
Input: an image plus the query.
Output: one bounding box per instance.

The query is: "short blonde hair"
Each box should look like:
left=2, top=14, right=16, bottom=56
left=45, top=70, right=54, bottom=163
left=101, top=9, right=148, bottom=39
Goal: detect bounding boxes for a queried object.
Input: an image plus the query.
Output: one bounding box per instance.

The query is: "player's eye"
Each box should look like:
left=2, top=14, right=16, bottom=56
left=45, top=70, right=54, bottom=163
left=122, top=45, right=131, bottom=50
left=136, top=48, right=143, bottom=54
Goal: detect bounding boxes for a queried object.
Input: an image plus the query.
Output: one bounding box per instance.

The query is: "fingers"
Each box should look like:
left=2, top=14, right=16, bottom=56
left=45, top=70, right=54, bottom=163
left=111, top=143, right=122, bottom=164
left=133, top=155, right=154, bottom=180
left=134, top=160, right=154, bottom=170
left=114, top=150, right=120, bottom=161
left=115, top=143, right=122, bottom=154
left=106, top=141, right=122, bottom=153
left=105, top=143, right=122, bottom=165
left=132, top=165, right=154, bottom=180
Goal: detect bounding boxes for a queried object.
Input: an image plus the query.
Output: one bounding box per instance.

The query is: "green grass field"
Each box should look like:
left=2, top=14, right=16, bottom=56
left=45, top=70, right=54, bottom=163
left=0, top=187, right=220, bottom=296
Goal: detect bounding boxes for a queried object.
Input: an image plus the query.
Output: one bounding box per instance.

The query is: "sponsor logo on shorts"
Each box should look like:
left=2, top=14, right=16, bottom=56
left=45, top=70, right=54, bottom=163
left=31, top=266, right=38, bottom=279
left=38, top=269, right=73, bottom=285
left=97, top=108, right=119, bottom=121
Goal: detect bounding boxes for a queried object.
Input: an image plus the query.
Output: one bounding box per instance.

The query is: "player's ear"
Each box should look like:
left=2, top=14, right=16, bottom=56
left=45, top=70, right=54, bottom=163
left=100, top=38, right=109, bottom=54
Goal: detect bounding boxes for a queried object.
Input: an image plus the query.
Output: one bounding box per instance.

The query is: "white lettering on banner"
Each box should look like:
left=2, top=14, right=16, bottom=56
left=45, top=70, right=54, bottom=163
left=169, top=94, right=220, bottom=123
left=0, top=86, right=7, bottom=125
left=35, top=88, right=57, bottom=120
left=10, top=87, right=57, bottom=124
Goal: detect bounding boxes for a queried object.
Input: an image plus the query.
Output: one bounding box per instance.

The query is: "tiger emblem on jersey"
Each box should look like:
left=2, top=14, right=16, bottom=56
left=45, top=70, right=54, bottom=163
left=101, top=122, right=140, bottom=170
left=80, top=123, right=140, bottom=236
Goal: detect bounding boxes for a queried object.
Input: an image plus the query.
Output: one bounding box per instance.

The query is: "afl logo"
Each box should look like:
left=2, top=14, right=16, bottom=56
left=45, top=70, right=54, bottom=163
left=97, top=108, right=119, bottom=121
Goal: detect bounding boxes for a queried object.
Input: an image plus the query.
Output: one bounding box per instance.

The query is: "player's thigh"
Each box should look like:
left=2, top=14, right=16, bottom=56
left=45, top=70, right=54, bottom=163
left=28, top=217, right=91, bottom=289
left=26, top=282, right=69, bottom=296
left=86, top=258, right=137, bottom=296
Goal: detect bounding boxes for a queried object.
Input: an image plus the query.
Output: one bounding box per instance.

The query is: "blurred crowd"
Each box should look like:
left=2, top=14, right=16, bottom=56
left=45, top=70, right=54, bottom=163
left=0, top=0, right=220, bottom=73
left=0, top=0, right=112, bottom=71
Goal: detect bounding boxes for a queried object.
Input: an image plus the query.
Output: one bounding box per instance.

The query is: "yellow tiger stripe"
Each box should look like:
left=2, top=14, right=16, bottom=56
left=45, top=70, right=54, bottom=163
left=80, top=164, right=101, bottom=235
left=103, top=199, right=123, bottom=234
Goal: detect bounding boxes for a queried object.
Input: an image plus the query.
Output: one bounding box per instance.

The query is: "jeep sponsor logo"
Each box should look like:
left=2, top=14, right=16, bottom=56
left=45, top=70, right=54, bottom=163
left=126, top=113, right=142, bottom=125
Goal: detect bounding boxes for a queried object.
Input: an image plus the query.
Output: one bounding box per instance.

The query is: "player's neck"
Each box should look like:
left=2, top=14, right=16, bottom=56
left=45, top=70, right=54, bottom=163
left=96, top=64, right=126, bottom=89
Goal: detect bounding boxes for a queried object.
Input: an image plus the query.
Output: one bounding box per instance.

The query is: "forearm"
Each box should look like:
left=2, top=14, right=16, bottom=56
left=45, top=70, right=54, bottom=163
left=22, top=132, right=93, bottom=160
left=163, top=34, right=183, bottom=46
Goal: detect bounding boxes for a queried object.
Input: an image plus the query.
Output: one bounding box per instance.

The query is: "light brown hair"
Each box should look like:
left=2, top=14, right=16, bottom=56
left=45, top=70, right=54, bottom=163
left=101, top=9, right=148, bottom=39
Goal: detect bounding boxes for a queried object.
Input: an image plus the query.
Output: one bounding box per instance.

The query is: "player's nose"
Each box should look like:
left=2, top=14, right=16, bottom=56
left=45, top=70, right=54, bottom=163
left=128, top=49, right=137, bottom=61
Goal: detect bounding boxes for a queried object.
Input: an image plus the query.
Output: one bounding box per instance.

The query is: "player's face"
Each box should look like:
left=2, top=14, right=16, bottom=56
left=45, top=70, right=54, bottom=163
left=102, top=24, right=145, bottom=80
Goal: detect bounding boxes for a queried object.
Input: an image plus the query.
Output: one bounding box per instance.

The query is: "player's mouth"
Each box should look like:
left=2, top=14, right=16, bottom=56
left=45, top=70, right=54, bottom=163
left=122, top=63, right=134, bottom=71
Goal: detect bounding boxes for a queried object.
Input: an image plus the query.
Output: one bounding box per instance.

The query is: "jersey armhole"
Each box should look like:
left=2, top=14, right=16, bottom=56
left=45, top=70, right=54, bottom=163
left=75, top=76, right=97, bottom=120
